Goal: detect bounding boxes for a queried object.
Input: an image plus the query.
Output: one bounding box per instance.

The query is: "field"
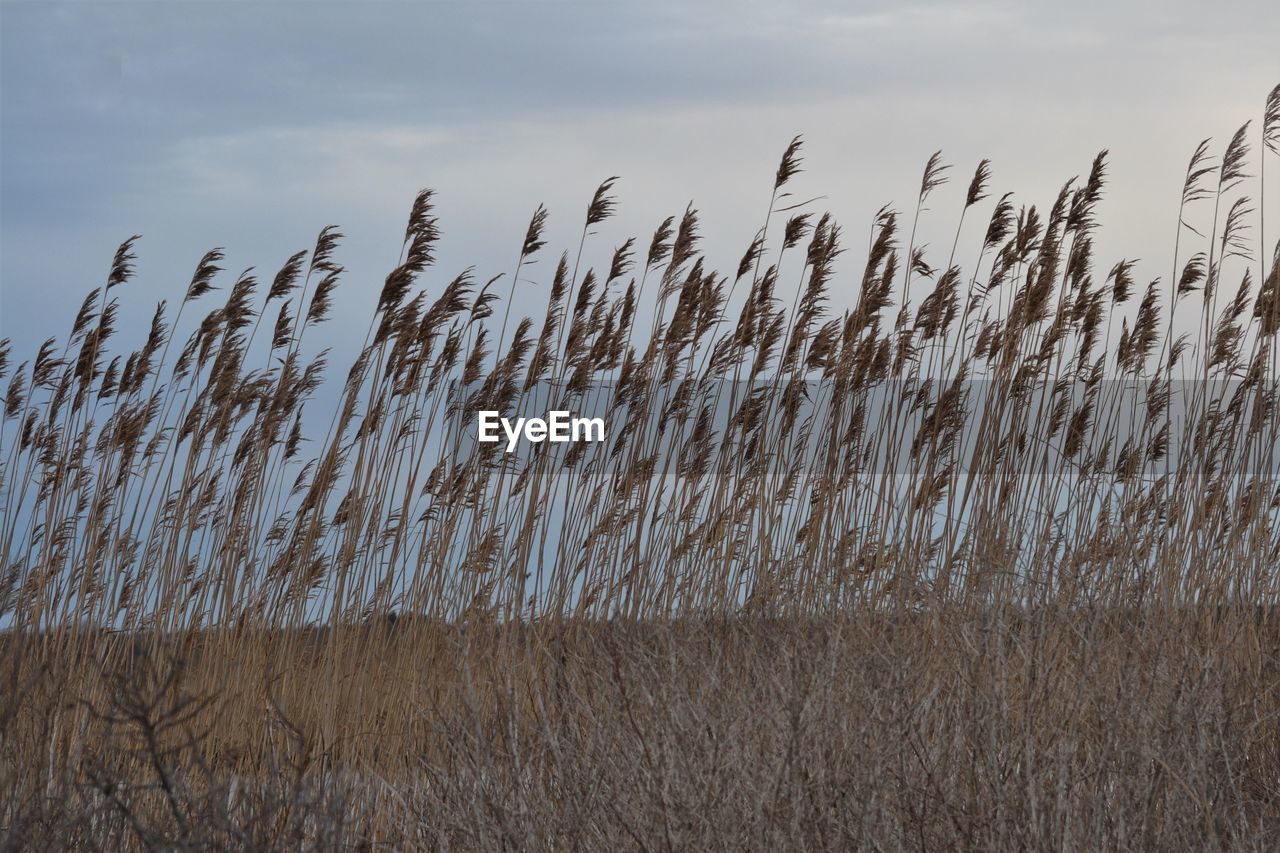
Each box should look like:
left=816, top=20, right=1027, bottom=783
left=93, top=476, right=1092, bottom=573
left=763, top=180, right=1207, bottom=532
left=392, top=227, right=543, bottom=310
left=1, top=85, right=1279, bottom=848
left=4, top=611, right=1280, bottom=849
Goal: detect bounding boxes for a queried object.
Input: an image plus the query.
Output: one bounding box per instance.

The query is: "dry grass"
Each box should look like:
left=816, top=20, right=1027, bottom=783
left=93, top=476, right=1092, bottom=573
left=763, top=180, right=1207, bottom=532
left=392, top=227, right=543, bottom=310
left=1, top=83, right=1279, bottom=848
left=5, top=611, right=1280, bottom=849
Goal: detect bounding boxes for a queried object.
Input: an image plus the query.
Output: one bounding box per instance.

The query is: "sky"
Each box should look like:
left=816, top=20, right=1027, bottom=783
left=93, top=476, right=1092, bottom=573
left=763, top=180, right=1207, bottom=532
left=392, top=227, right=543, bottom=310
left=1, top=0, right=1278, bottom=366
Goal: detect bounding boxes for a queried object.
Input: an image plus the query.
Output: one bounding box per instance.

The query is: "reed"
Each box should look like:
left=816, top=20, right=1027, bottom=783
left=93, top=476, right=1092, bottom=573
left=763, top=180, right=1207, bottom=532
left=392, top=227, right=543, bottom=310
left=2, top=84, right=1279, bottom=848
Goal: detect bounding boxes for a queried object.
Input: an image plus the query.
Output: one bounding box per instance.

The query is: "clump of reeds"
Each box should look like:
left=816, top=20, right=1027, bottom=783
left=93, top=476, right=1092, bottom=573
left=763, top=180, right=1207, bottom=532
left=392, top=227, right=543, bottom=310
left=1, top=82, right=1279, bottom=850
left=3, top=97, right=1280, bottom=627
left=4, top=87, right=1279, bottom=630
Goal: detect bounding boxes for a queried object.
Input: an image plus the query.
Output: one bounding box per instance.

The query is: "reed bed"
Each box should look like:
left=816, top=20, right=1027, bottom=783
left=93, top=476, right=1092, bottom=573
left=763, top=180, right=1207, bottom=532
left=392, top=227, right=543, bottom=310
left=1, top=85, right=1279, bottom=848
left=6, top=611, right=1280, bottom=849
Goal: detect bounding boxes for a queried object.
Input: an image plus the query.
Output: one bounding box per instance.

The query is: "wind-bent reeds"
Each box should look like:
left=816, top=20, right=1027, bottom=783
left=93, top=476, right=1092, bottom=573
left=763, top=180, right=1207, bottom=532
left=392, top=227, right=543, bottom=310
left=3, top=84, right=1280, bottom=850
left=3, top=88, right=1280, bottom=632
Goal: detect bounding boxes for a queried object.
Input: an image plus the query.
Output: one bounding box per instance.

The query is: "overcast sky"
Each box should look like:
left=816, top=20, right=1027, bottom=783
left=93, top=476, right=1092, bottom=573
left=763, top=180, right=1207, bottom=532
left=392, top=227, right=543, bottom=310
left=2, top=0, right=1277, bottom=362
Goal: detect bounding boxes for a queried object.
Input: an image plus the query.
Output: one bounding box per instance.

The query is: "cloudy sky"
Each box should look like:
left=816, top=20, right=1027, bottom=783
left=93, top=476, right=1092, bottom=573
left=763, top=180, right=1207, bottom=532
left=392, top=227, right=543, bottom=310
left=2, top=0, right=1277, bottom=361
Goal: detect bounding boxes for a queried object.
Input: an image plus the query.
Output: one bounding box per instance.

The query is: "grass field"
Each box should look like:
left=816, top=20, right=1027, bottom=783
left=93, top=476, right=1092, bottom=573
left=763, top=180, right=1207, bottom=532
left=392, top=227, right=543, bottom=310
left=6, top=610, right=1280, bottom=849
